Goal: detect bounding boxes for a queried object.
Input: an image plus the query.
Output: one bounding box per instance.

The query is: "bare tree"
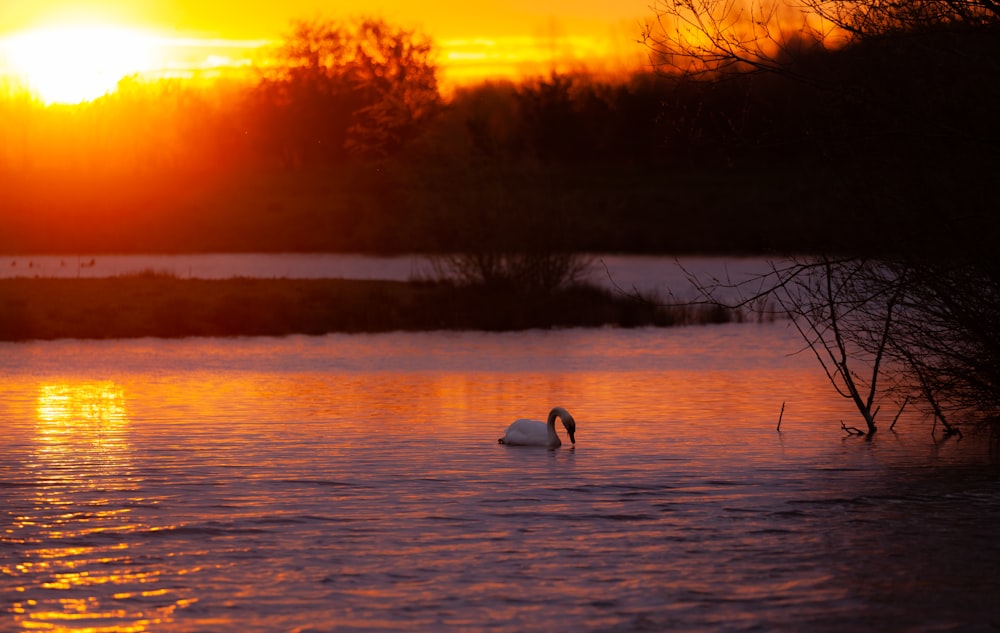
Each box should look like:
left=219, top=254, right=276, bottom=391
left=428, top=251, right=593, bottom=293
left=641, top=0, right=841, bottom=79
left=690, top=256, right=999, bottom=436
left=643, top=0, right=1000, bottom=77
left=690, top=257, right=893, bottom=435
left=804, top=0, right=1000, bottom=37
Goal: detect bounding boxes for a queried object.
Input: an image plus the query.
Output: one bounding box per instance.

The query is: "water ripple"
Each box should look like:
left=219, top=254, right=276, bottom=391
left=1, top=329, right=997, bottom=632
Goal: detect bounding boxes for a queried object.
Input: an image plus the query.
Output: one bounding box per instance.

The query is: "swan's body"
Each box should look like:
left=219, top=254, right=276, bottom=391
left=499, top=406, right=576, bottom=448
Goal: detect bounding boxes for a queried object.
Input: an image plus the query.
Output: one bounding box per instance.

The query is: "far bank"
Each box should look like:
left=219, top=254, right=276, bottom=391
left=0, top=277, right=742, bottom=341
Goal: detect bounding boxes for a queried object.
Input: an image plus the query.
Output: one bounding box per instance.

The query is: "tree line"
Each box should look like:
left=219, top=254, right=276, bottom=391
left=2, top=8, right=997, bottom=255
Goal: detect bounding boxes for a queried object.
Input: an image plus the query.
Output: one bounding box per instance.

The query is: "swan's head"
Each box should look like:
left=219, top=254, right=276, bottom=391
left=550, top=406, right=576, bottom=444
left=564, top=417, right=576, bottom=444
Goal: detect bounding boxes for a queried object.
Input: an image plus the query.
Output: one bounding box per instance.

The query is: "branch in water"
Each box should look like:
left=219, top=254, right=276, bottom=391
left=841, top=421, right=866, bottom=436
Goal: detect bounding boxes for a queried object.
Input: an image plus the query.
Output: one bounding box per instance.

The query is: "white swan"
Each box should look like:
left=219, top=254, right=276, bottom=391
left=498, top=406, right=576, bottom=448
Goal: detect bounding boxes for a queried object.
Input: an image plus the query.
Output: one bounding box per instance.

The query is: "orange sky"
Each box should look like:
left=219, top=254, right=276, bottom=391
left=1, top=0, right=650, bottom=40
left=0, top=0, right=655, bottom=97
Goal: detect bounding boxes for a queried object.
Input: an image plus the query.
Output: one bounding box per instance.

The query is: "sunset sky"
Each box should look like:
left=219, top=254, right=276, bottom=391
left=0, top=0, right=655, bottom=103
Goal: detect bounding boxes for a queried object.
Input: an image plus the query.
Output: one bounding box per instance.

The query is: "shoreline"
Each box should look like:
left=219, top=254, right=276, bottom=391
left=0, top=276, right=741, bottom=341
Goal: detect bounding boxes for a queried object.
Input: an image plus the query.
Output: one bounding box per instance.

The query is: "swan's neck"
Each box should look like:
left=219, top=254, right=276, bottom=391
left=546, top=413, right=562, bottom=447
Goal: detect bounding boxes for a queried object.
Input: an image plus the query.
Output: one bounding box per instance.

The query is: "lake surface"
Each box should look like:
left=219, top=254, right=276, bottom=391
left=1, top=324, right=998, bottom=632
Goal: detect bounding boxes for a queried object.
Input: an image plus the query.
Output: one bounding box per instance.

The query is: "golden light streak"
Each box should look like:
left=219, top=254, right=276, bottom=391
left=0, top=17, right=641, bottom=107
left=439, top=34, right=644, bottom=84
left=6, top=381, right=168, bottom=633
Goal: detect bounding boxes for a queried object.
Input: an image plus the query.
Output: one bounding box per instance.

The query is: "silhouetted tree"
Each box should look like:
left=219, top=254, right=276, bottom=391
left=645, top=0, right=1000, bottom=148
left=428, top=251, right=593, bottom=292
left=642, top=0, right=832, bottom=79
left=694, top=256, right=1000, bottom=436
left=806, top=0, right=1000, bottom=37
left=643, top=0, right=1000, bottom=76
left=343, top=19, right=440, bottom=158
left=253, top=17, right=440, bottom=165
left=650, top=1, right=1000, bottom=434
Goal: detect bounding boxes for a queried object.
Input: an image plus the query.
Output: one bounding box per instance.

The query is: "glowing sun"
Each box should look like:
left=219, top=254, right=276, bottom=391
left=1, top=24, right=163, bottom=104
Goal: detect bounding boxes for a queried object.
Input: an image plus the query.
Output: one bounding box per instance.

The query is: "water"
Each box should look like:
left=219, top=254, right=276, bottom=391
left=1, top=325, right=998, bottom=632
left=0, top=253, right=427, bottom=282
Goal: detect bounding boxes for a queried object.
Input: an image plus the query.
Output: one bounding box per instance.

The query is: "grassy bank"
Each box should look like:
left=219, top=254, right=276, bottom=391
left=0, top=276, right=739, bottom=341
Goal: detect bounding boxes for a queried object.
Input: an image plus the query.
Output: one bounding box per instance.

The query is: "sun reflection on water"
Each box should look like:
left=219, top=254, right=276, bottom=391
left=35, top=382, right=129, bottom=466
left=36, top=382, right=127, bottom=424
left=3, top=381, right=189, bottom=632
left=0, top=328, right=990, bottom=631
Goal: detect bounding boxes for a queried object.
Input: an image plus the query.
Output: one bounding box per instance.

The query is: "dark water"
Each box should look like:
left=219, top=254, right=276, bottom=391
left=1, top=325, right=998, bottom=632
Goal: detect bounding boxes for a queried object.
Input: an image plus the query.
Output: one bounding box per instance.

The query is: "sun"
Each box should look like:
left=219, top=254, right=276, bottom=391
left=0, top=23, right=164, bottom=104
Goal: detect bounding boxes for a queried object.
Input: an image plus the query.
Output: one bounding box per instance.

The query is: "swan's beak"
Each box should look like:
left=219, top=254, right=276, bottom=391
left=568, top=428, right=576, bottom=444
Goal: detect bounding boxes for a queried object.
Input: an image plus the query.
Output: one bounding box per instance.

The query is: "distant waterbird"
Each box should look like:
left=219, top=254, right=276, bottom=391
left=499, top=406, right=576, bottom=448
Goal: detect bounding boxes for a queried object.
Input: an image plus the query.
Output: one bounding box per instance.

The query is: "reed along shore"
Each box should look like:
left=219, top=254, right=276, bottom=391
left=0, top=276, right=740, bottom=341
